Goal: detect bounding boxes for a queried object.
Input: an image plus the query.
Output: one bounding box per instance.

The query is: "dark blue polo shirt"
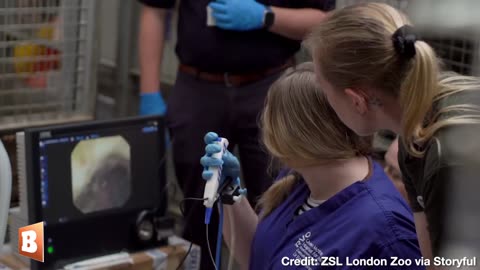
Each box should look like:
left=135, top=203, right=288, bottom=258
left=250, top=162, right=424, bottom=269
left=138, top=0, right=335, bottom=72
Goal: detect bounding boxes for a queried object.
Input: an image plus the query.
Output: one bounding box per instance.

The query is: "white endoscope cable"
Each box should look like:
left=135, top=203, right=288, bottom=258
left=202, top=135, right=247, bottom=270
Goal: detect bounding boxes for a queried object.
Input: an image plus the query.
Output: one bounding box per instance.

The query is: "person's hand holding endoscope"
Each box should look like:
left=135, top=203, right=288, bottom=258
left=200, top=132, right=241, bottom=188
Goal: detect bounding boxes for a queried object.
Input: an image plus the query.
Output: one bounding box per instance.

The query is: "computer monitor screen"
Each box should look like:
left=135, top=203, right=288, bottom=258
left=23, top=116, right=166, bottom=269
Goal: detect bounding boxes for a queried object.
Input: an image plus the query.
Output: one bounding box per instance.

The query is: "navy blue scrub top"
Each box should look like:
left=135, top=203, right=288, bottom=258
left=250, top=162, right=425, bottom=270
left=137, top=0, right=335, bottom=73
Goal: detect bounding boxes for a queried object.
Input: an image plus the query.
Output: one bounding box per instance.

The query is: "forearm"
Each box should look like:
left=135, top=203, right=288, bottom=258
left=139, top=6, right=166, bottom=94
left=223, top=197, right=259, bottom=270
left=413, top=213, right=436, bottom=270
left=269, top=7, right=328, bottom=40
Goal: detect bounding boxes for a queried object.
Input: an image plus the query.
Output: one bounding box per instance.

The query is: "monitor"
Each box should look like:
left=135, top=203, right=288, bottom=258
left=20, top=116, right=167, bottom=269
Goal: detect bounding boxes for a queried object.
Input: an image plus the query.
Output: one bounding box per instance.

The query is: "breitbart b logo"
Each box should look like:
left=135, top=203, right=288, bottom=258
left=18, top=222, right=44, bottom=262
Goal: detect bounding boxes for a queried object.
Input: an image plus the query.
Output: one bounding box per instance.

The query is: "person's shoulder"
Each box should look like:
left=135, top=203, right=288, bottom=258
left=341, top=196, right=418, bottom=249
left=407, top=75, right=480, bottom=176
left=408, top=83, right=480, bottom=174
left=364, top=161, right=409, bottom=205
left=354, top=162, right=417, bottom=241
left=436, top=73, right=480, bottom=110
left=428, top=124, right=480, bottom=165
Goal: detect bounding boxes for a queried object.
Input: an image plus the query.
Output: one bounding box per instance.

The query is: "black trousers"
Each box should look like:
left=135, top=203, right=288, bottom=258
left=166, top=70, right=281, bottom=270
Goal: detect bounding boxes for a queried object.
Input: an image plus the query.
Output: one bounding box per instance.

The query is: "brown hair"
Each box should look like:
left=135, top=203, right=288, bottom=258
left=305, top=3, right=480, bottom=157
left=257, top=62, right=371, bottom=219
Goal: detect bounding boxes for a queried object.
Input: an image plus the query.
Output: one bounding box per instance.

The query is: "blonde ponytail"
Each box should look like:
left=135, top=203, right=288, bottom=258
left=400, top=42, right=439, bottom=156
left=257, top=174, right=299, bottom=220
left=306, top=3, right=480, bottom=158
left=257, top=62, right=370, bottom=218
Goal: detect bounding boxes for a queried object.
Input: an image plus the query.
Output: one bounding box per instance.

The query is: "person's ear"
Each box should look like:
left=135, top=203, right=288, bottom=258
left=344, top=88, right=368, bottom=115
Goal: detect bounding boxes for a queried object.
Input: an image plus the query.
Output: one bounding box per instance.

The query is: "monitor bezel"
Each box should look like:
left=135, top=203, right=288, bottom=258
left=24, top=115, right=167, bottom=269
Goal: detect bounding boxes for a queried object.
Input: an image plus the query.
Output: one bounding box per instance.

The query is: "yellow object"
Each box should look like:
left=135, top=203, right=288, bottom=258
left=37, top=25, right=55, bottom=40
left=13, top=43, right=43, bottom=73
left=13, top=23, right=56, bottom=73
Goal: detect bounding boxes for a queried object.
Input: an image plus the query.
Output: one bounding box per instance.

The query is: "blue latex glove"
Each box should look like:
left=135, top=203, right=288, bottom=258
left=208, top=0, right=267, bottom=31
left=200, top=132, right=241, bottom=187
left=139, top=92, right=167, bottom=116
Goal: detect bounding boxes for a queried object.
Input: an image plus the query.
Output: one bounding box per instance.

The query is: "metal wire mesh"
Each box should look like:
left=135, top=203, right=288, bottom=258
left=429, top=38, right=478, bottom=75
left=335, top=0, right=480, bottom=76
left=0, top=0, right=96, bottom=131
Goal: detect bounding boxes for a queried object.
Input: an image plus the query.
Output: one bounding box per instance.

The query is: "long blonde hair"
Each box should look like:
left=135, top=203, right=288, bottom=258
left=257, top=62, right=371, bottom=219
left=305, top=3, right=480, bottom=157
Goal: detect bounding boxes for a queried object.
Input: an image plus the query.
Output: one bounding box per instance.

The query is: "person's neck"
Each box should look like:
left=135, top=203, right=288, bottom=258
left=295, top=156, right=370, bottom=201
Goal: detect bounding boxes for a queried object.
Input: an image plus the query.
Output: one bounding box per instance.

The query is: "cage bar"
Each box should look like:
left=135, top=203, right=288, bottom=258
left=335, top=0, right=480, bottom=76
left=0, top=0, right=97, bottom=131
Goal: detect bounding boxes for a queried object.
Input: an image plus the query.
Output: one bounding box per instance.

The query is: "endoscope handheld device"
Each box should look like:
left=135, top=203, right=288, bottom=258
left=201, top=135, right=247, bottom=270
left=203, top=138, right=228, bottom=216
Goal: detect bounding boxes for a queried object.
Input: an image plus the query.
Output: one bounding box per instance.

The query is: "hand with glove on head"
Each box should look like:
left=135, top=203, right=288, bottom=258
left=139, top=92, right=167, bottom=116
left=201, top=132, right=246, bottom=205
left=208, top=0, right=269, bottom=31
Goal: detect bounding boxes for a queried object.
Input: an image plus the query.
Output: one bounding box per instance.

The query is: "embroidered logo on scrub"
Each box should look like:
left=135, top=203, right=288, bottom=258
left=293, top=231, right=323, bottom=270
left=417, top=196, right=425, bottom=209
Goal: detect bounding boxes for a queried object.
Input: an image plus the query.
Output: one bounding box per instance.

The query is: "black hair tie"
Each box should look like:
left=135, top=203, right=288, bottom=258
left=392, top=25, right=418, bottom=59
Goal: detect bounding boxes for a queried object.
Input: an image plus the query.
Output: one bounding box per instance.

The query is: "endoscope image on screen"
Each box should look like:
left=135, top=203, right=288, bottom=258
left=71, top=136, right=132, bottom=214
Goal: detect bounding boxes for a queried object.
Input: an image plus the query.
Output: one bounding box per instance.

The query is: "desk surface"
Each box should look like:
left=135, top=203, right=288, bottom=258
left=0, top=236, right=200, bottom=270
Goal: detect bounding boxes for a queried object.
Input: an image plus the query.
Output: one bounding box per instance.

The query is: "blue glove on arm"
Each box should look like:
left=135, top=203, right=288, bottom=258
left=208, top=0, right=267, bottom=31
left=201, top=132, right=246, bottom=200
left=201, top=132, right=240, bottom=185
left=139, top=92, right=167, bottom=116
